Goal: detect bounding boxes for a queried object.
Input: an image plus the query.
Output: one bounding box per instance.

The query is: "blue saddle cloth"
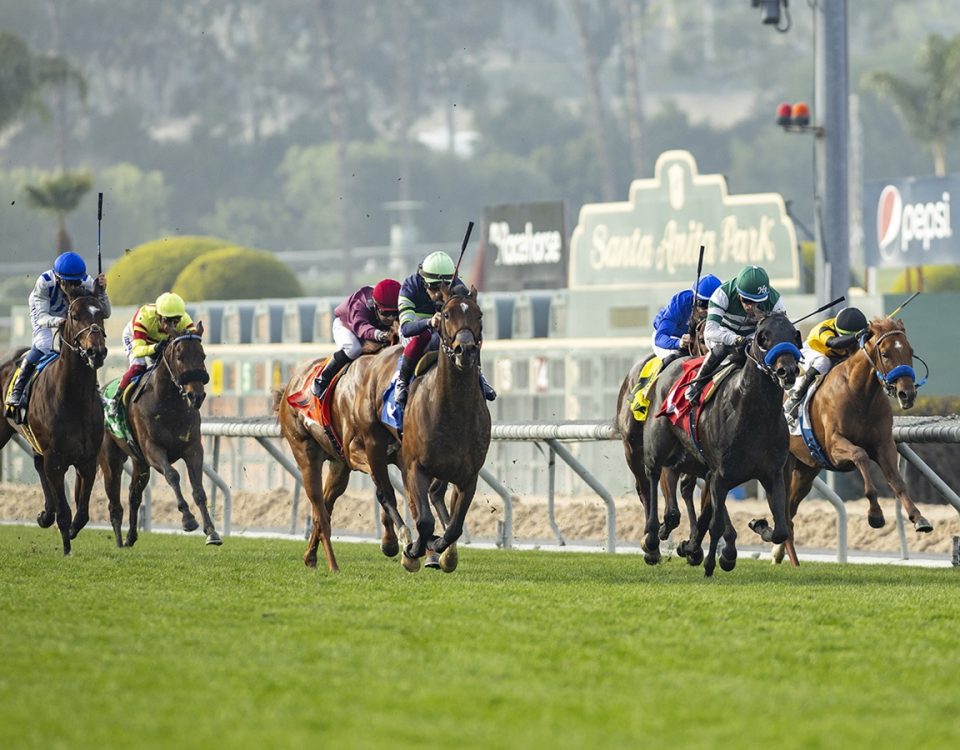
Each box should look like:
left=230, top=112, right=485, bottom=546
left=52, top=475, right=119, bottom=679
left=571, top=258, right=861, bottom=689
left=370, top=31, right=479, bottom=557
left=798, top=391, right=836, bottom=470
left=380, top=376, right=404, bottom=433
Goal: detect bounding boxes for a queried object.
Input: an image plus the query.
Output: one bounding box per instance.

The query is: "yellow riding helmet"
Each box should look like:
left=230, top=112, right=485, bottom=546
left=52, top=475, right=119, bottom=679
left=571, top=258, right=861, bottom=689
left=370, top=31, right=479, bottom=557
left=155, top=292, right=186, bottom=318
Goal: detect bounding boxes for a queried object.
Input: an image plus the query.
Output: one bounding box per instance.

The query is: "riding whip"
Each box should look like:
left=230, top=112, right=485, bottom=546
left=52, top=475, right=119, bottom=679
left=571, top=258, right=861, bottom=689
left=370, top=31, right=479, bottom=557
left=452, top=220, right=475, bottom=282
left=791, top=295, right=845, bottom=326
left=97, top=192, right=103, bottom=276
left=887, top=291, right=920, bottom=319
left=688, top=244, right=706, bottom=337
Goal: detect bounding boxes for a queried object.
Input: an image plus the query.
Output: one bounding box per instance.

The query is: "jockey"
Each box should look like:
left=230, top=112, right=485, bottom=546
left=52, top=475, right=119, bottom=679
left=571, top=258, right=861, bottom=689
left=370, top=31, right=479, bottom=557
left=107, top=292, right=196, bottom=416
left=783, top=306, right=867, bottom=426
left=395, top=250, right=496, bottom=408
left=652, top=274, right=722, bottom=365
left=5, top=252, right=110, bottom=410
left=686, top=265, right=786, bottom=404
left=312, top=278, right=401, bottom=400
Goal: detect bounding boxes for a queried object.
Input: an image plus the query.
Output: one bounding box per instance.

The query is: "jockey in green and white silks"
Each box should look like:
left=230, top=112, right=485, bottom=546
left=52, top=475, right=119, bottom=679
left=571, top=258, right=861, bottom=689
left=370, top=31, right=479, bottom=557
left=686, top=265, right=787, bottom=403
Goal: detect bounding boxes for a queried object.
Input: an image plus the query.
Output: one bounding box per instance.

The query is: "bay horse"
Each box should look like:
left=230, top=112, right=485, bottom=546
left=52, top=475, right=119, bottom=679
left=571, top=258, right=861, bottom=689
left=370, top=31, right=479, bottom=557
left=98, top=324, right=221, bottom=547
left=396, top=284, right=491, bottom=573
left=278, top=322, right=408, bottom=572
left=0, top=291, right=107, bottom=555
left=643, top=312, right=802, bottom=576
left=760, top=317, right=931, bottom=566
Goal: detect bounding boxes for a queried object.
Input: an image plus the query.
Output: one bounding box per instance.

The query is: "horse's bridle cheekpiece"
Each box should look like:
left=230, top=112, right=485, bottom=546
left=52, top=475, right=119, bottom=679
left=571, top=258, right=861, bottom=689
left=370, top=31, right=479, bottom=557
left=859, top=329, right=928, bottom=397
left=162, top=333, right=210, bottom=401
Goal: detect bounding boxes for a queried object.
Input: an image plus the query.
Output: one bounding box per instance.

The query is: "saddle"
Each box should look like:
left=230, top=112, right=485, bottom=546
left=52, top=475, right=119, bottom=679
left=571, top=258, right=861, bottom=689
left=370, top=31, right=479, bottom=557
left=286, top=357, right=348, bottom=455
left=656, top=356, right=739, bottom=457
left=4, top=352, right=59, bottom=429
left=629, top=355, right=663, bottom=422
left=380, top=350, right=440, bottom=436
left=102, top=377, right=137, bottom=444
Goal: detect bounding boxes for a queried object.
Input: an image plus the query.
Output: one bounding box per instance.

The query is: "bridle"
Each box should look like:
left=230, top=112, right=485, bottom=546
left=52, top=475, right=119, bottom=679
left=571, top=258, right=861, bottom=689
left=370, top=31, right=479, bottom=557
left=57, top=298, right=105, bottom=369
left=743, top=314, right=802, bottom=385
left=858, top=328, right=928, bottom=397
left=438, top=299, right=482, bottom=364
left=161, top=333, right=210, bottom=400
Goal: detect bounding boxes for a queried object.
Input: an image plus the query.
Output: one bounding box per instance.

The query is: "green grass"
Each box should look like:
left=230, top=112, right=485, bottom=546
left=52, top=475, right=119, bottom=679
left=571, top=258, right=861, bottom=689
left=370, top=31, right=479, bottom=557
left=2, top=526, right=959, bottom=750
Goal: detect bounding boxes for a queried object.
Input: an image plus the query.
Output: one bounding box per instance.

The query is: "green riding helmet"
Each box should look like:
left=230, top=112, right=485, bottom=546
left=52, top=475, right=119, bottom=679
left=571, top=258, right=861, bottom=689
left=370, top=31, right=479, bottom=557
left=835, top=307, right=867, bottom=335
left=735, top=265, right=771, bottom=302
left=420, top=251, right=455, bottom=283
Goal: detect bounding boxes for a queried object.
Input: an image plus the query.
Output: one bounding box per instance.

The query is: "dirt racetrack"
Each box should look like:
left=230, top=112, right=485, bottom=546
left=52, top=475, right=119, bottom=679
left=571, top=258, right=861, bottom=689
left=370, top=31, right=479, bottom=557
left=1, top=481, right=957, bottom=555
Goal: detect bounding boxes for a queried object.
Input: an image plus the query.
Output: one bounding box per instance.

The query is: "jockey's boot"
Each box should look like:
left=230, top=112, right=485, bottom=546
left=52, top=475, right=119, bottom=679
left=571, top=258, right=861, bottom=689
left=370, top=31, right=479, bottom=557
left=685, top=346, right=728, bottom=404
left=783, top=369, right=819, bottom=427
left=479, top=371, right=497, bottom=401
left=5, top=357, right=35, bottom=410
left=394, top=355, right=415, bottom=408
left=312, top=350, right=350, bottom=400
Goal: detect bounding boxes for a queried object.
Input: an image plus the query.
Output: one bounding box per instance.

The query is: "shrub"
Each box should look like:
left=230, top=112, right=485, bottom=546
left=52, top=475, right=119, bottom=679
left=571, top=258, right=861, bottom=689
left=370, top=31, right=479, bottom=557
left=890, top=265, right=960, bottom=292
left=107, top=235, right=229, bottom=305
left=172, top=246, right=301, bottom=301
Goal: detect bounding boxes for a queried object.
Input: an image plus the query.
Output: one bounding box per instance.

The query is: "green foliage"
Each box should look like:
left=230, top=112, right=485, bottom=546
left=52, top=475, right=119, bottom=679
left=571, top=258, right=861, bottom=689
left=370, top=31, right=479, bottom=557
left=172, top=245, right=301, bottom=301
left=24, top=171, right=92, bottom=215
left=890, top=265, right=960, bottom=292
left=107, top=235, right=229, bottom=305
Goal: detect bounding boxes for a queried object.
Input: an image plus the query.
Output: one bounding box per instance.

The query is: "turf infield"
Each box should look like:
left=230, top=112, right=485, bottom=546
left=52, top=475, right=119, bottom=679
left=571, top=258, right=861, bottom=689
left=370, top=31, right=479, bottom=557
left=2, top=525, right=958, bottom=750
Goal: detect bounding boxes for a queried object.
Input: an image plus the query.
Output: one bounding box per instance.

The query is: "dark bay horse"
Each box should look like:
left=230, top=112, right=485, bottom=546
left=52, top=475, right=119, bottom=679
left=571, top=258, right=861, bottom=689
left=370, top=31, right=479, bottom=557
left=0, top=292, right=107, bottom=555
left=397, top=285, right=491, bottom=573
left=98, top=324, right=221, bottom=547
left=278, top=328, right=408, bottom=573
left=762, top=317, right=931, bottom=566
left=643, top=312, right=802, bottom=576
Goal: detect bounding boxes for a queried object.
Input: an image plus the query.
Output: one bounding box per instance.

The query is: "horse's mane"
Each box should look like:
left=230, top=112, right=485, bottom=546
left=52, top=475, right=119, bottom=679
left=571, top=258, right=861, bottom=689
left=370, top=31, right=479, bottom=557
left=867, top=316, right=903, bottom=334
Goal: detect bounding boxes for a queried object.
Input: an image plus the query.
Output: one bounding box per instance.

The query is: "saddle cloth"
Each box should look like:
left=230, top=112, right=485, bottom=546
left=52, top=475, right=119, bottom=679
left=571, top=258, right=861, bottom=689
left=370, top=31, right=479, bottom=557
left=793, top=377, right=835, bottom=469
left=4, top=352, right=59, bottom=431
left=286, top=358, right=347, bottom=455
left=656, top=356, right=737, bottom=454
left=629, top=355, right=663, bottom=422
left=380, top=350, right=439, bottom=434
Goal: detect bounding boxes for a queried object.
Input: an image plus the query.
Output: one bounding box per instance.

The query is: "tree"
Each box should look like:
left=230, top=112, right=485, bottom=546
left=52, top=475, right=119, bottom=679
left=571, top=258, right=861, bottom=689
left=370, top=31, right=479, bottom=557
left=23, top=170, right=92, bottom=252
left=864, top=33, right=960, bottom=177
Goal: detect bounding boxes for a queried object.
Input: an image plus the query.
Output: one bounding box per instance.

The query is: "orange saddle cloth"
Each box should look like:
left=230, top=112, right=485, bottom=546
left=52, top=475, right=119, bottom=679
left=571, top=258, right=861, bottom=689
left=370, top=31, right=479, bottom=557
left=286, top=358, right=348, bottom=455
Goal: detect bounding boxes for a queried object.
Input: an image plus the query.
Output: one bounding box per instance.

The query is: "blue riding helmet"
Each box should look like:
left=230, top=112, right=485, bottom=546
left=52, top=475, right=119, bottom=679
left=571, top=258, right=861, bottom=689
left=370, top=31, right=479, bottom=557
left=53, top=252, right=87, bottom=281
left=695, top=274, right=722, bottom=301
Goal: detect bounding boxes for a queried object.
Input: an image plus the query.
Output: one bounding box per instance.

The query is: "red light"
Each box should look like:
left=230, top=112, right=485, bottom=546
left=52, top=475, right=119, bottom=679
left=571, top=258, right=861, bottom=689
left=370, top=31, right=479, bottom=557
left=791, top=102, right=810, bottom=126
left=776, top=102, right=792, bottom=127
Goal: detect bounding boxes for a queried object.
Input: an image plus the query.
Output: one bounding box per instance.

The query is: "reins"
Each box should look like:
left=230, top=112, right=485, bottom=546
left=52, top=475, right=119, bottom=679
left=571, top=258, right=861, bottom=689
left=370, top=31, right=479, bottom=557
left=56, top=298, right=105, bottom=368
left=743, top=315, right=802, bottom=385
left=160, top=333, right=209, bottom=400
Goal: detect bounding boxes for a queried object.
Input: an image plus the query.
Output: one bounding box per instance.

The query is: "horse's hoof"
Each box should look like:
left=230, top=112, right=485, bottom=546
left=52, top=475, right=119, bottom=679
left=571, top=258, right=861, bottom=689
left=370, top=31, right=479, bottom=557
left=643, top=551, right=660, bottom=566
left=424, top=552, right=441, bottom=569
left=658, top=524, right=670, bottom=541
left=687, top=547, right=704, bottom=567
left=771, top=543, right=786, bottom=564
left=439, top=544, right=459, bottom=573
left=703, top=565, right=715, bottom=578
left=748, top=518, right=769, bottom=536
left=380, top=539, right=400, bottom=557
left=719, top=553, right=737, bottom=572
left=914, top=517, right=933, bottom=533
left=205, top=532, right=223, bottom=546
left=401, top=551, right=421, bottom=573
left=125, top=536, right=137, bottom=548
left=304, top=555, right=318, bottom=568
left=868, top=513, right=885, bottom=529
left=37, top=511, right=54, bottom=529
left=182, top=516, right=200, bottom=532
left=69, top=527, right=80, bottom=540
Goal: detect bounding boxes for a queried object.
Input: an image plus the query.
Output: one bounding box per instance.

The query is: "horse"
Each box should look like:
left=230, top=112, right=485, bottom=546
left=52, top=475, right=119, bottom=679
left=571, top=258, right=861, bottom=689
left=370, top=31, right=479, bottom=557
left=642, top=312, right=802, bottom=576
left=277, top=322, right=408, bottom=572
left=396, top=285, right=492, bottom=573
left=98, top=324, right=221, bottom=547
left=758, top=317, right=931, bottom=566
left=0, top=291, right=107, bottom=555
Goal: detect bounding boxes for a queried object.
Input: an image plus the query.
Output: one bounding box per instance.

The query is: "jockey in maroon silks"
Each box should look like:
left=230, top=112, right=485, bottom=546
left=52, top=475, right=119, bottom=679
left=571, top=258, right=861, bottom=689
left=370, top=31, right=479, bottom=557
left=394, top=250, right=496, bottom=408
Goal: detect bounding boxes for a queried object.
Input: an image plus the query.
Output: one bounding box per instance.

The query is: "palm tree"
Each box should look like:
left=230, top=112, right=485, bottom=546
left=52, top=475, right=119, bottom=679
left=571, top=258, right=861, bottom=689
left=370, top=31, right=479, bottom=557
left=24, top=171, right=93, bottom=253
left=864, top=33, right=960, bottom=177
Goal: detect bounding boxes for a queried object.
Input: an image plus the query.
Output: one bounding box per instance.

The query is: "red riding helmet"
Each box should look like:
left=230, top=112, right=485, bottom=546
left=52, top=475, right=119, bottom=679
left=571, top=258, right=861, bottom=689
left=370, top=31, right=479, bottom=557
left=372, top=279, right=400, bottom=313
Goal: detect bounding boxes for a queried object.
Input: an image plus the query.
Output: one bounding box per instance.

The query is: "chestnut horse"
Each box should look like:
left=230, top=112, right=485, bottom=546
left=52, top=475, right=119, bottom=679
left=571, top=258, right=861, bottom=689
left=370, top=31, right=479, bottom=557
left=98, top=324, right=221, bottom=547
left=760, top=317, right=931, bottom=565
left=643, top=312, right=801, bottom=576
left=0, top=292, right=107, bottom=555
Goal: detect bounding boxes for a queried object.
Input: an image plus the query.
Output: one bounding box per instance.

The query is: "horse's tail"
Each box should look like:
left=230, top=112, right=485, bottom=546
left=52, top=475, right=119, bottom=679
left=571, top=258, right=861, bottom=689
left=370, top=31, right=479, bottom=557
left=270, top=388, right=284, bottom=416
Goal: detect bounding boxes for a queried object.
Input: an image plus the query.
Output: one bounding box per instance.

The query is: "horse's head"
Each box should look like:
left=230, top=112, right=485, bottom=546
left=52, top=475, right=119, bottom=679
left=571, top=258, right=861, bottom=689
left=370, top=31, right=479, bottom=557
left=162, top=321, right=209, bottom=410
left=64, top=293, right=107, bottom=369
left=751, top=312, right=801, bottom=389
left=438, top=285, right=483, bottom=371
left=860, top=318, right=921, bottom=409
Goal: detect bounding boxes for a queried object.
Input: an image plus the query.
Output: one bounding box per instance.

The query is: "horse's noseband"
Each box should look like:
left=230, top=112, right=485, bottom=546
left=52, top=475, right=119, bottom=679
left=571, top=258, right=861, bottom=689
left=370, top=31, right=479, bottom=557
left=162, top=334, right=209, bottom=400
left=859, top=330, right=928, bottom=395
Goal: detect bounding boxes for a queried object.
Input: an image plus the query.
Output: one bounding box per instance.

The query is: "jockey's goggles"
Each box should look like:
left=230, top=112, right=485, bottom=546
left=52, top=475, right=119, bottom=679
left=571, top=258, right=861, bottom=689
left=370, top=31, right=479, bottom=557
left=375, top=304, right=398, bottom=319
left=423, top=277, right=452, bottom=291
left=58, top=277, right=83, bottom=287
left=160, top=315, right=182, bottom=325
left=695, top=299, right=709, bottom=309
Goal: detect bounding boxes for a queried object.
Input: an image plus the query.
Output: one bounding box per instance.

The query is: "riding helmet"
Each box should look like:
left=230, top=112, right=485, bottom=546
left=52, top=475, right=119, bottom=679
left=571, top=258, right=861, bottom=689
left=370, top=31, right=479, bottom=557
left=156, top=292, right=187, bottom=318
left=835, top=307, right=867, bottom=335
left=53, top=252, right=87, bottom=281
left=419, top=251, right=455, bottom=282
left=735, top=266, right=770, bottom=302
left=695, top=274, right=722, bottom=301
left=372, top=279, right=401, bottom=312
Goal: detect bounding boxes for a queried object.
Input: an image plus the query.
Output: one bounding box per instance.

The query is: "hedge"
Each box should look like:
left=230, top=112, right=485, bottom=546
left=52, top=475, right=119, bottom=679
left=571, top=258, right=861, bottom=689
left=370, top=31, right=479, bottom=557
left=172, top=246, right=301, bottom=301
left=890, top=265, right=960, bottom=292
left=106, top=235, right=229, bottom=305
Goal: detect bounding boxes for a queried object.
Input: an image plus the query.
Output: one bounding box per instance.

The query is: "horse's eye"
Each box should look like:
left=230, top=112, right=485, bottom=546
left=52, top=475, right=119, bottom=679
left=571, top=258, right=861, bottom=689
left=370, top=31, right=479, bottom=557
left=881, top=352, right=889, bottom=360
left=443, top=311, right=449, bottom=320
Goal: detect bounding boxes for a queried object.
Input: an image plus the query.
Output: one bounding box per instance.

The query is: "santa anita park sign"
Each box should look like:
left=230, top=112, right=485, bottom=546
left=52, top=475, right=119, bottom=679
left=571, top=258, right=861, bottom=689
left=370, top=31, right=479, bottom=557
left=569, top=150, right=801, bottom=291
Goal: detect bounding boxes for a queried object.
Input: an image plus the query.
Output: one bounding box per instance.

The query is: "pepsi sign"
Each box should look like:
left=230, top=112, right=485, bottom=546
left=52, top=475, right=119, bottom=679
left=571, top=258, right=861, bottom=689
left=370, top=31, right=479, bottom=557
left=864, top=174, right=959, bottom=268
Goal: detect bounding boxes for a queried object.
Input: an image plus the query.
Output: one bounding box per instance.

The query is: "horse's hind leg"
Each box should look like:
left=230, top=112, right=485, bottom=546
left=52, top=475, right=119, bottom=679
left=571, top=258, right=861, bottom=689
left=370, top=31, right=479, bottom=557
left=703, top=475, right=731, bottom=578
left=402, top=462, right=436, bottom=572
left=718, top=505, right=738, bottom=573
left=100, top=436, right=127, bottom=547
left=874, top=438, right=932, bottom=533
left=317, top=460, right=350, bottom=571
left=42, top=457, right=72, bottom=556
left=125, top=461, right=150, bottom=547
left=183, top=444, right=222, bottom=545
left=431, top=476, right=478, bottom=572
left=424, top=480, right=449, bottom=569
left=34, top=453, right=57, bottom=529
left=69, top=457, right=98, bottom=540
left=367, top=445, right=409, bottom=557
left=658, top=468, right=683, bottom=540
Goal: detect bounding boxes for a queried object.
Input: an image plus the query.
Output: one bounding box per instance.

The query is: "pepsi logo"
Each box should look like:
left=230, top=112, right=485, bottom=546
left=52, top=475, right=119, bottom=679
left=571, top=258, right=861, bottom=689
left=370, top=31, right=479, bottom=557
left=876, top=185, right=902, bottom=252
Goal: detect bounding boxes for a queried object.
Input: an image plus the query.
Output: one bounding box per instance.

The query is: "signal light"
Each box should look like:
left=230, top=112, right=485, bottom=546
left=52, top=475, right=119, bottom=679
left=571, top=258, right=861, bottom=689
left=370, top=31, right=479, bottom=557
left=775, top=101, right=821, bottom=136
left=791, top=102, right=810, bottom=126
left=776, top=102, right=792, bottom=127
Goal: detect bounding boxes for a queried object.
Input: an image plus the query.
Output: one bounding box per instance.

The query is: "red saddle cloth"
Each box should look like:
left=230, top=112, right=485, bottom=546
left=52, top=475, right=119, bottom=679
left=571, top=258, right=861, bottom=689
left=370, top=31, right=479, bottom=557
left=656, top=356, right=708, bottom=429
left=285, top=358, right=346, bottom=455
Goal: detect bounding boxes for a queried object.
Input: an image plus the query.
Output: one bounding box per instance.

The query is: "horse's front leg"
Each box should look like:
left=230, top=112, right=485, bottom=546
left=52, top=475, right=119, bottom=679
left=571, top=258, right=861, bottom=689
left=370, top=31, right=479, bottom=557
left=183, top=444, right=222, bottom=545
left=69, top=457, right=98, bottom=539
left=703, top=475, right=731, bottom=578
left=874, top=439, right=932, bottom=533
left=425, top=479, right=450, bottom=569
left=401, top=463, right=435, bottom=573
left=431, top=476, right=478, bottom=573
left=142, top=444, right=198, bottom=532
left=42, top=456, right=72, bottom=556
left=34, top=453, right=57, bottom=529
left=126, top=461, right=150, bottom=547
left=641, top=464, right=662, bottom=565
left=99, top=436, right=126, bottom=547
left=763, top=464, right=790, bottom=546
left=828, top=435, right=887, bottom=529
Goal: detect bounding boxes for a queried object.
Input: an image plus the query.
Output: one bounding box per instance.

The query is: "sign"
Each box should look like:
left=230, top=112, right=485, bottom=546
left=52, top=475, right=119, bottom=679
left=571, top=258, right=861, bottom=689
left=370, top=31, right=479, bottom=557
left=568, top=150, right=800, bottom=290
left=482, top=201, right=567, bottom=291
left=239, top=361, right=254, bottom=394
left=863, top=174, right=958, bottom=268
left=209, top=359, right=224, bottom=396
